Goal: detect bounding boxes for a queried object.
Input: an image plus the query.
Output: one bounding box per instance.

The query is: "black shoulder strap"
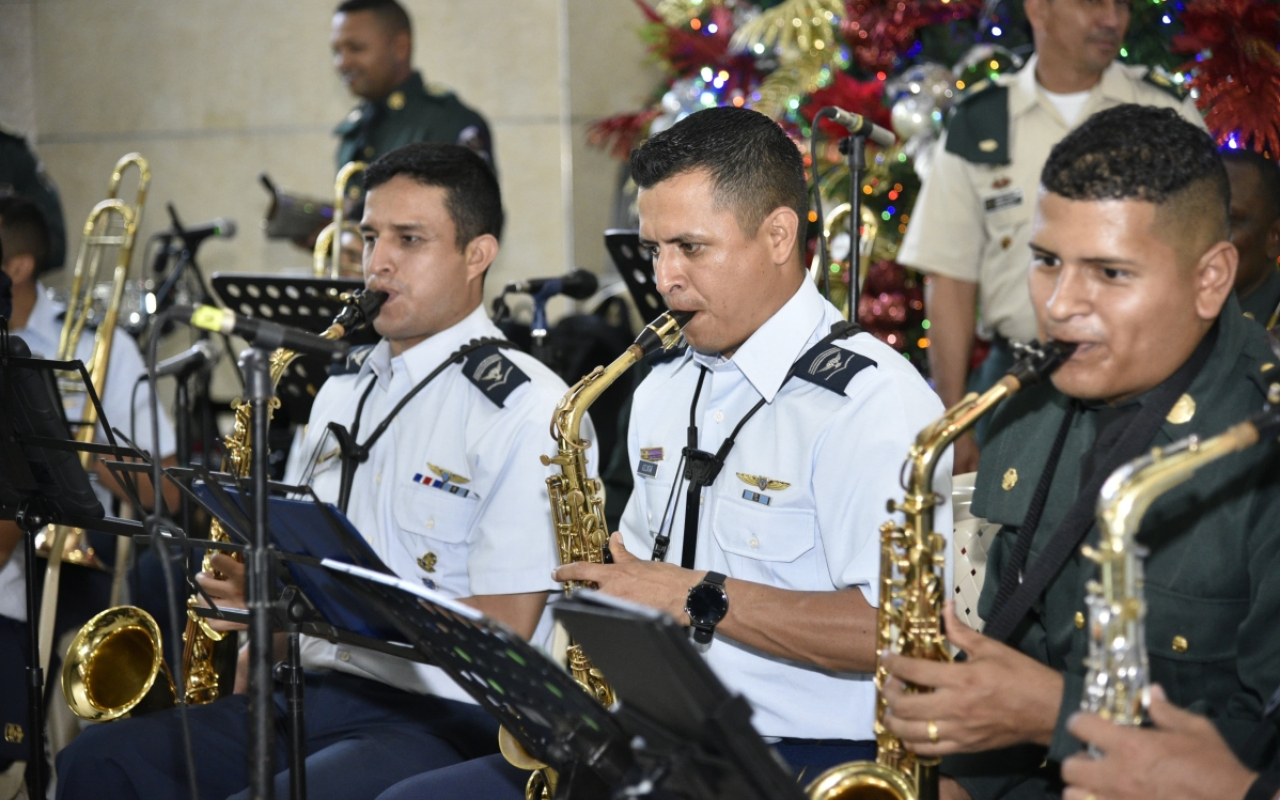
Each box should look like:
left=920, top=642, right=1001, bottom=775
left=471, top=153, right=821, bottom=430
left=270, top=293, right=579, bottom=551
left=792, top=322, right=877, bottom=395
left=945, top=84, right=1010, bottom=165
left=461, top=342, right=531, bottom=407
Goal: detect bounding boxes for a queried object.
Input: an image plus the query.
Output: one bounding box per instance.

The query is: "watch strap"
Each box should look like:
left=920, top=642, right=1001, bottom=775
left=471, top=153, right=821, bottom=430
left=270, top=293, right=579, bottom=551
left=702, top=571, right=727, bottom=588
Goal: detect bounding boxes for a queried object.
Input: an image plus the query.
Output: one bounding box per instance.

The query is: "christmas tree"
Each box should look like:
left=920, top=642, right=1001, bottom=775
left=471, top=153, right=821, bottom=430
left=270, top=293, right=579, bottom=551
left=589, top=0, right=1280, bottom=377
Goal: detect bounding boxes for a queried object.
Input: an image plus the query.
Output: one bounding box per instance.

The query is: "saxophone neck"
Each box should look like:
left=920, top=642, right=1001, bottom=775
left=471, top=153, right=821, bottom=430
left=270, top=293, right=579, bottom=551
left=555, top=347, right=643, bottom=444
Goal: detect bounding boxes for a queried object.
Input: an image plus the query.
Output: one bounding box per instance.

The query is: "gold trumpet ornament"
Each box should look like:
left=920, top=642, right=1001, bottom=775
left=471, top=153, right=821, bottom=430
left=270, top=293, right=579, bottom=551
left=807, top=339, right=1076, bottom=800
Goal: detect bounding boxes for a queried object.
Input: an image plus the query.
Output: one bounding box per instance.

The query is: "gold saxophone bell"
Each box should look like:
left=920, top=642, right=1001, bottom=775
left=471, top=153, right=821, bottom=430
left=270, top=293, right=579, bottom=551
left=62, top=606, right=177, bottom=722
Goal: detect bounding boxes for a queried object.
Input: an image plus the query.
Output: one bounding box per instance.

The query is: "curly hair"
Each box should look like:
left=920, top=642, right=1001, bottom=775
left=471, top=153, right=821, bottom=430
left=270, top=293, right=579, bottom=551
left=1042, top=104, right=1229, bottom=241
left=629, top=106, right=808, bottom=243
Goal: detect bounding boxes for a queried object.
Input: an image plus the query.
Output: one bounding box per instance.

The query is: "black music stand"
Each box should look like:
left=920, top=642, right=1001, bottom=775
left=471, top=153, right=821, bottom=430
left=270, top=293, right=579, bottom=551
left=321, top=562, right=633, bottom=800
left=0, top=334, right=150, bottom=800
left=605, top=230, right=668, bottom=323
left=556, top=591, right=806, bottom=800
left=210, top=274, right=378, bottom=427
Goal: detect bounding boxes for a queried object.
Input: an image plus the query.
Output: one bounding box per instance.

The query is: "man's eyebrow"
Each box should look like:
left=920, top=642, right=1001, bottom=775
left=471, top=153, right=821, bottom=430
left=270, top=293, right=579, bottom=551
left=637, top=232, right=703, bottom=246
left=359, top=221, right=428, bottom=234
left=1029, top=243, right=1138, bottom=267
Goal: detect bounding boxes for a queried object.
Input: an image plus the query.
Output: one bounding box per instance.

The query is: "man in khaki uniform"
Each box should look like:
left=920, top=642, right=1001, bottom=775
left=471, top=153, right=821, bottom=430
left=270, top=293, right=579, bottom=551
left=898, top=0, right=1203, bottom=472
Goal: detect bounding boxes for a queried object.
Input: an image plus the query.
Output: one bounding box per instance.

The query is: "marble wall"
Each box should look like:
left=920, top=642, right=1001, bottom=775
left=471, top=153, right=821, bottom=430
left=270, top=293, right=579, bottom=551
left=0, top=0, right=660, bottom=302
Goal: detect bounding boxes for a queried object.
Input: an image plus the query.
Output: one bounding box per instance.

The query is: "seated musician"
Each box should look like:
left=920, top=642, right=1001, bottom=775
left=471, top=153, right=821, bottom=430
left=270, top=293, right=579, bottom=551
left=375, top=105, right=951, bottom=799
left=880, top=104, right=1280, bottom=799
left=56, top=143, right=590, bottom=800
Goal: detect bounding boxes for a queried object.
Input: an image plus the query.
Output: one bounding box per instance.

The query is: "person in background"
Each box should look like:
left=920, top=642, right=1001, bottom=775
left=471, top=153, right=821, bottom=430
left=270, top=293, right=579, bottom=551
left=1222, top=148, right=1280, bottom=330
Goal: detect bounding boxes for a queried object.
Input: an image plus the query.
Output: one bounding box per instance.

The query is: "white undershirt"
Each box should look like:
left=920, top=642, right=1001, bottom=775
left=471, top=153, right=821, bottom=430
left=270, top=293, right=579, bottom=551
left=1040, top=86, right=1092, bottom=127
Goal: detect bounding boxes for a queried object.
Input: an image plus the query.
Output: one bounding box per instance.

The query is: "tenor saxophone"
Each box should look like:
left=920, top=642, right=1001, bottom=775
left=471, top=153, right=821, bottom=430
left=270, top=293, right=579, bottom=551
left=499, top=309, right=692, bottom=800
left=1080, top=383, right=1280, bottom=735
left=808, top=339, right=1076, bottom=800
left=62, top=289, right=387, bottom=719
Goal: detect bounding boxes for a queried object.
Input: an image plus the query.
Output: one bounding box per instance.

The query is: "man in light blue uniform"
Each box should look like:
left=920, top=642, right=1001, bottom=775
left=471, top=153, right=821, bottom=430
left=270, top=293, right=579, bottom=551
left=56, top=144, right=587, bottom=800
left=377, top=106, right=949, bottom=799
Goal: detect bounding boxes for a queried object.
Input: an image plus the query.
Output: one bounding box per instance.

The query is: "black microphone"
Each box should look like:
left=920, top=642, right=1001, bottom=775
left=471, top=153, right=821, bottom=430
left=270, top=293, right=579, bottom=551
left=155, top=339, right=221, bottom=379
left=188, top=306, right=349, bottom=362
left=504, top=268, right=598, bottom=300
left=818, top=106, right=897, bottom=148
left=159, top=217, right=237, bottom=250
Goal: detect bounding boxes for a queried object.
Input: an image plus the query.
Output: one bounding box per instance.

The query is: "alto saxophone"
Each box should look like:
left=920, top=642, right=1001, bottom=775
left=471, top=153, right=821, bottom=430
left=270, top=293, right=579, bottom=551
left=499, top=309, right=692, bottom=800
left=808, top=340, right=1076, bottom=800
left=63, top=289, right=387, bottom=719
left=1081, top=383, right=1280, bottom=734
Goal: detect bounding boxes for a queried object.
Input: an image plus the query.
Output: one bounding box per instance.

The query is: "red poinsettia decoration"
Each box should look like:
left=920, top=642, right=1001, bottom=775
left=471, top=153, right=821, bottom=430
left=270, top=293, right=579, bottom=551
left=587, top=109, right=663, bottom=162
left=801, top=72, right=892, bottom=138
left=842, top=0, right=982, bottom=73
left=1175, top=0, right=1280, bottom=155
left=634, top=0, right=760, bottom=91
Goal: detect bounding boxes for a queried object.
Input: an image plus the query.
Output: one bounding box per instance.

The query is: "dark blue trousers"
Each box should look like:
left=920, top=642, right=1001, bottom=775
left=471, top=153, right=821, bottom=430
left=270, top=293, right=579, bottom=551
left=375, top=739, right=878, bottom=799
left=56, top=671, right=499, bottom=800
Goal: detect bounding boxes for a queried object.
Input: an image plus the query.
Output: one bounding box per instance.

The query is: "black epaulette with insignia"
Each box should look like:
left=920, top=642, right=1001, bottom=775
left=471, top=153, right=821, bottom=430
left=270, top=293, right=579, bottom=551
left=945, top=83, right=1010, bottom=165
left=329, top=344, right=375, bottom=376
left=1142, top=68, right=1188, bottom=102
left=462, top=344, right=530, bottom=407
left=793, top=342, right=876, bottom=395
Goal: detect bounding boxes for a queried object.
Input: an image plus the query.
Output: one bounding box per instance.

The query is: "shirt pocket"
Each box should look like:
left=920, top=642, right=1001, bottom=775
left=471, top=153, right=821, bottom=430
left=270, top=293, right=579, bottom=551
left=1144, top=584, right=1247, bottom=708
left=712, top=499, right=817, bottom=589
left=392, top=483, right=475, bottom=544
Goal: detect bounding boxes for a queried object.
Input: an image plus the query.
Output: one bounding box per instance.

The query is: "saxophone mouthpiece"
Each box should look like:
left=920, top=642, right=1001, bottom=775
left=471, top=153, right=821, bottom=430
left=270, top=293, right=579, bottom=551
left=1007, top=339, right=1077, bottom=387
left=333, top=289, right=389, bottom=334
left=634, top=309, right=693, bottom=356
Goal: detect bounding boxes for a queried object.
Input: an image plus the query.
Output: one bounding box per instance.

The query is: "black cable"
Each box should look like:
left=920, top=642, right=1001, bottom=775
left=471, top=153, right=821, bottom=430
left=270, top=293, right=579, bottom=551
left=147, top=308, right=200, bottom=800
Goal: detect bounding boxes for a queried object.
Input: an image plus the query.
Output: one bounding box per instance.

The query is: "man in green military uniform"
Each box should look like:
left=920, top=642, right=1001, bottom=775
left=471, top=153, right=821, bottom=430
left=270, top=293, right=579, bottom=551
left=331, top=0, right=494, bottom=174
left=898, top=0, right=1204, bottom=472
left=1223, top=148, right=1280, bottom=331
left=878, top=105, right=1280, bottom=799
left=0, top=124, right=65, bottom=271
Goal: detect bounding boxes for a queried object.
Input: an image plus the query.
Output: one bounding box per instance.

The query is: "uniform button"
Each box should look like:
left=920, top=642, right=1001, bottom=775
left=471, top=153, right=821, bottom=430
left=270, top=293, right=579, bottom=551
left=748, top=537, right=759, bottom=549
left=713, top=411, right=724, bottom=423
left=375, top=473, right=382, bottom=484
left=425, top=518, right=435, bottom=529
left=1172, top=635, right=1188, bottom=654
left=1074, top=611, right=1084, bottom=629
left=1000, top=236, right=1012, bottom=250
left=338, top=650, right=351, bottom=662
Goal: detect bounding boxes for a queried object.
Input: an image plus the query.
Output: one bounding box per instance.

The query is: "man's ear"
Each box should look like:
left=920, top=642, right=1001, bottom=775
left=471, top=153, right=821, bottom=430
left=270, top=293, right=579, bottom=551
left=393, top=31, right=411, bottom=68
left=1193, top=240, right=1238, bottom=321
left=464, top=234, right=499, bottom=284
left=1024, top=0, right=1047, bottom=31
left=0, top=254, right=36, bottom=287
left=761, top=206, right=800, bottom=268
left=1265, top=217, right=1280, bottom=263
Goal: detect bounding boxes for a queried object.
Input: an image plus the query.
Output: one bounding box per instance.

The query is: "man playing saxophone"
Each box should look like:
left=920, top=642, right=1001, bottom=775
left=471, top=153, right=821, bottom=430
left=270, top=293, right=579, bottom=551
left=56, top=143, right=591, bottom=800
left=880, top=105, right=1280, bottom=799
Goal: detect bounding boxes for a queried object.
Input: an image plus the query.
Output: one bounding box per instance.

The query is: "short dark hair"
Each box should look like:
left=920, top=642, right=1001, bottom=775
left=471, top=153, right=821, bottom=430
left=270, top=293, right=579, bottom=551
left=363, top=142, right=504, bottom=248
left=1220, top=147, right=1280, bottom=219
left=335, top=0, right=411, bottom=37
left=1041, top=104, right=1230, bottom=241
left=629, top=106, right=809, bottom=243
left=0, top=195, right=51, bottom=275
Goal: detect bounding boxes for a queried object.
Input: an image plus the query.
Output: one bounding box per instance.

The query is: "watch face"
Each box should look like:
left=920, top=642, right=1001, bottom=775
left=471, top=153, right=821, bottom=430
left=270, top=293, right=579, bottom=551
left=686, top=582, right=729, bottom=626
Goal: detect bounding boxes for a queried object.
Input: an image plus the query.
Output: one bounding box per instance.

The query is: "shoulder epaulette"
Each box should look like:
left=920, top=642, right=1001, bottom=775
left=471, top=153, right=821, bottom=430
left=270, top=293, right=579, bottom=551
left=461, top=344, right=530, bottom=407
left=945, top=83, right=1010, bottom=165
left=329, top=344, right=375, bottom=376
left=333, top=106, right=365, bottom=136
left=1141, top=67, right=1188, bottom=102
left=0, top=122, right=26, bottom=143
left=425, top=81, right=457, bottom=100
left=793, top=341, right=876, bottom=395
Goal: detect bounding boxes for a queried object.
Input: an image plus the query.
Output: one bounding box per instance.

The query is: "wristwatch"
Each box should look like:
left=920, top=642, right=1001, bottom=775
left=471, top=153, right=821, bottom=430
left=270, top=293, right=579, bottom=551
left=685, top=571, right=729, bottom=650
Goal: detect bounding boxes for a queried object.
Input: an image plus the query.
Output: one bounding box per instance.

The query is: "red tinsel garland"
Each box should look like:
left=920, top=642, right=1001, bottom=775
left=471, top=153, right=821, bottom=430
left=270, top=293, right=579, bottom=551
left=1174, top=0, right=1280, bottom=155
left=801, top=72, right=892, bottom=138
left=842, top=0, right=982, bottom=72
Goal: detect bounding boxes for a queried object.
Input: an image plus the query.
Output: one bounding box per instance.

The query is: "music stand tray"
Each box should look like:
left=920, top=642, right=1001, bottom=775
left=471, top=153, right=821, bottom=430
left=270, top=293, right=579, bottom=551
left=210, top=273, right=380, bottom=422
left=322, top=561, right=634, bottom=797
left=555, top=591, right=806, bottom=800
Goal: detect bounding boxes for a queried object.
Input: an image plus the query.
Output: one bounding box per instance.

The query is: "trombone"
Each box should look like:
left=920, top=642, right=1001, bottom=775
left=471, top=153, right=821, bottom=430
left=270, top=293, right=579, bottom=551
left=36, top=153, right=150, bottom=683
left=313, top=160, right=366, bottom=278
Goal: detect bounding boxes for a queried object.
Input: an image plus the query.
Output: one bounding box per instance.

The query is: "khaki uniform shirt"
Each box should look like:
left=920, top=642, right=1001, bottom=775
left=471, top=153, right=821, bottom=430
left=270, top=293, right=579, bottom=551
left=944, top=297, right=1280, bottom=799
left=898, top=55, right=1204, bottom=343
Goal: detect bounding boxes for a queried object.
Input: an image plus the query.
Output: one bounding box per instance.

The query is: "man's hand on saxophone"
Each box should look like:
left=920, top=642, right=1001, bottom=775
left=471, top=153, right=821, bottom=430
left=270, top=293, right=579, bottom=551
left=882, top=601, right=1063, bottom=755
left=195, top=552, right=249, bottom=633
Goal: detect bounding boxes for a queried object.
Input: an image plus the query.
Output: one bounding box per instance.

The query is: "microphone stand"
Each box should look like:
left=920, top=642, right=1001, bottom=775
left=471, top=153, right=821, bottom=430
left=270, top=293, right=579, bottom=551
left=240, top=345, right=276, bottom=800
left=529, top=283, right=559, bottom=368
left=839, top=132, right=867, bottom=323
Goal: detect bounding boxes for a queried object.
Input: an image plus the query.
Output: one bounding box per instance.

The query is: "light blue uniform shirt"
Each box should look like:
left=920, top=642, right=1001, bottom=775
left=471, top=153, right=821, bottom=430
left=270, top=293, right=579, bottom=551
left=286, top=304, right=593, bottom=702
left=619, top=280, right=951, bottom=740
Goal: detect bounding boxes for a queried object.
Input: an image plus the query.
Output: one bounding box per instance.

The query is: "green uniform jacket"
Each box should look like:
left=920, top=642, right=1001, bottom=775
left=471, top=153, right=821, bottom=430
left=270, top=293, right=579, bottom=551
left=1240, top=269, right=1280, bottom=331
left=0, top=126, right=67, bottom=271
left=945, top=296, right=1280, bottom=799
left=334, top=71, right=494, bottom=174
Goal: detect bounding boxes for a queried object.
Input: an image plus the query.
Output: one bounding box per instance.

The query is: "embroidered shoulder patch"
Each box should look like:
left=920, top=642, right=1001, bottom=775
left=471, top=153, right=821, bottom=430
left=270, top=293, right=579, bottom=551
left=329, top=344, right=375, bottom=376
left=461, top=344, right=530, bottom=407
left=794, top=343, right=876, bottom=395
